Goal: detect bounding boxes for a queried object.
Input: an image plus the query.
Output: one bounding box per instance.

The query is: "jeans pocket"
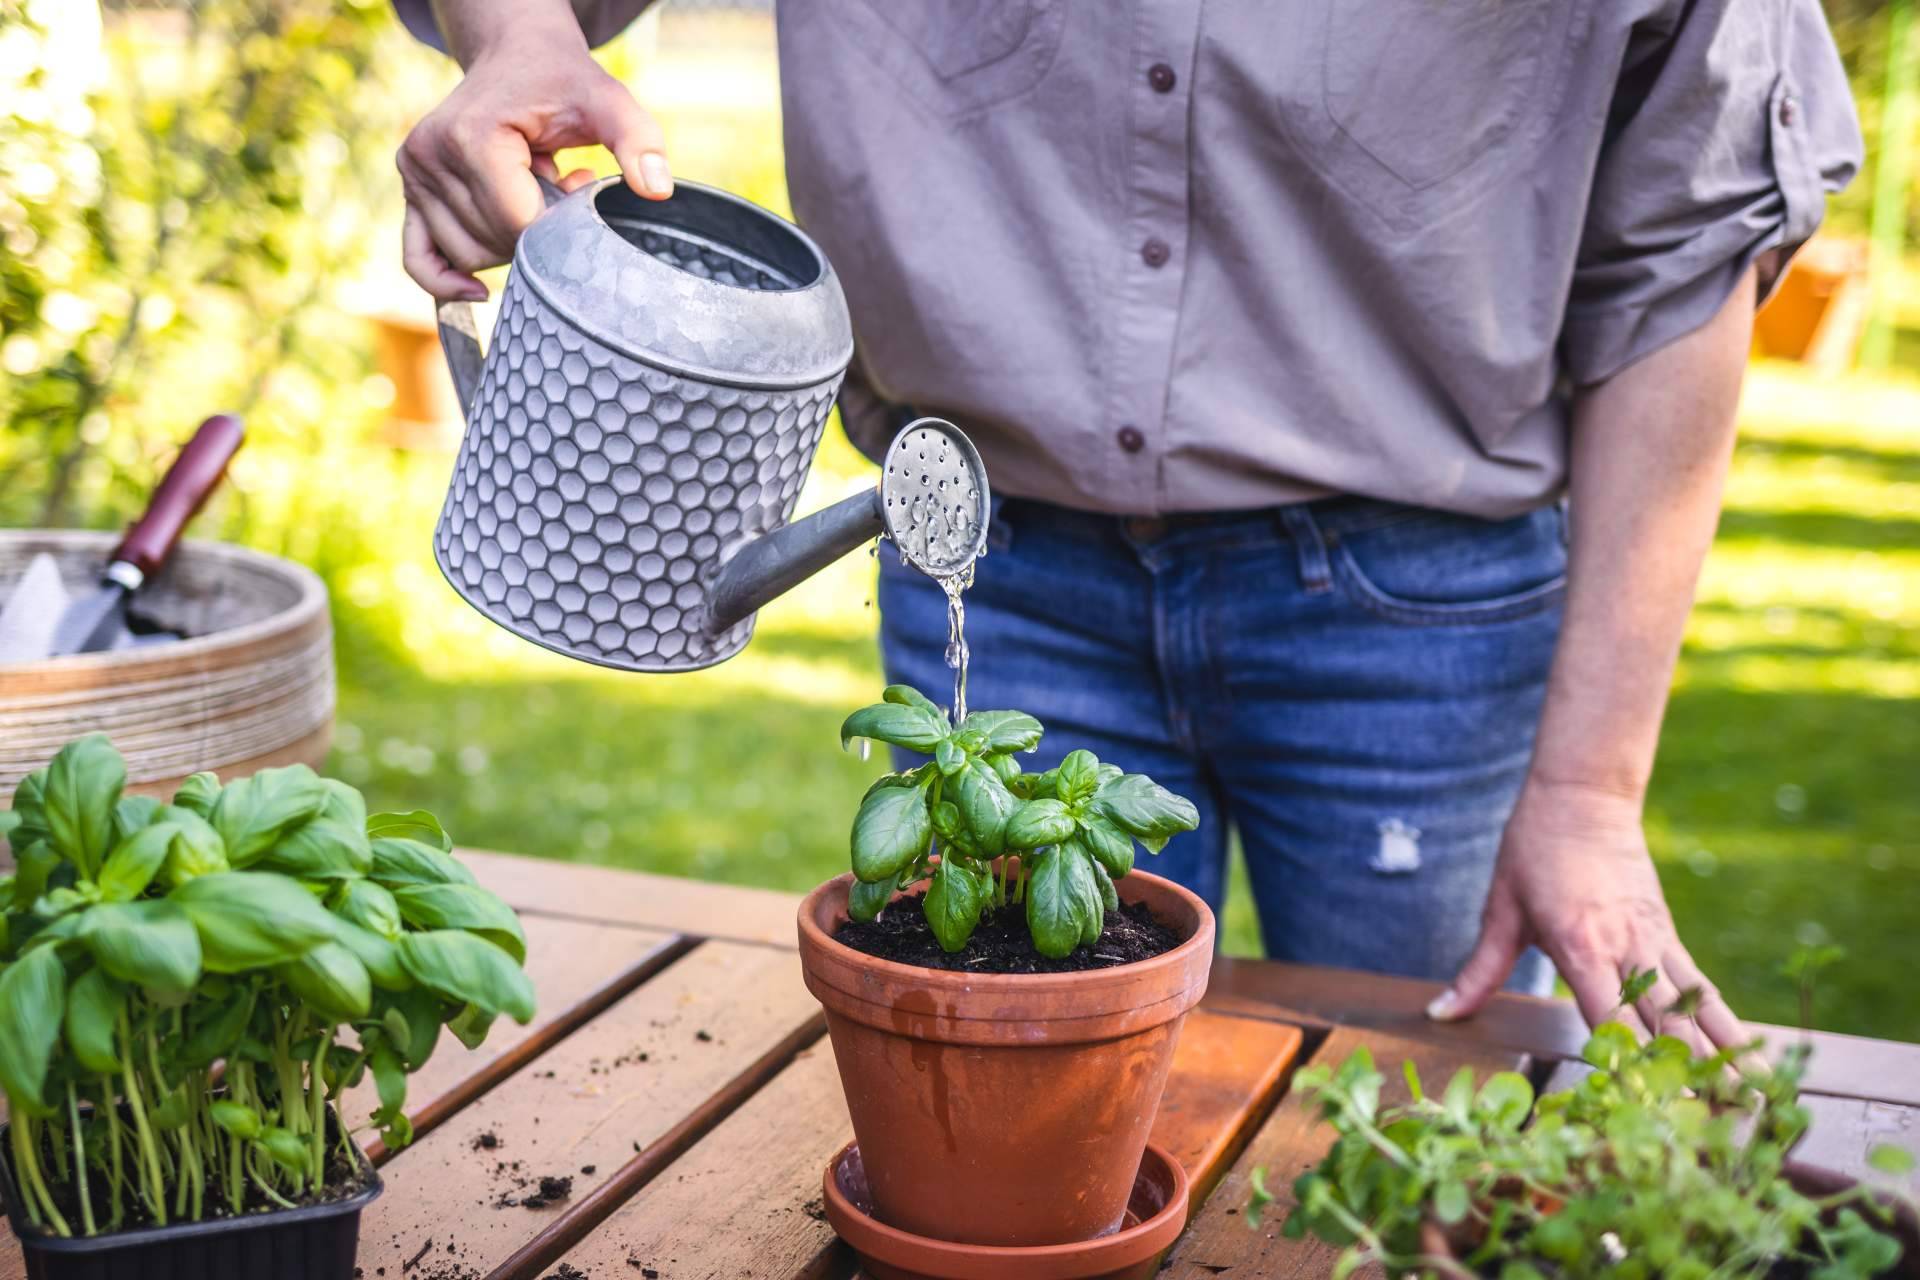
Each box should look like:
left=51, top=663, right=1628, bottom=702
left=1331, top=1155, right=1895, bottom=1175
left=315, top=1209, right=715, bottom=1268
left=1331, top=507, right=1567, bottom=626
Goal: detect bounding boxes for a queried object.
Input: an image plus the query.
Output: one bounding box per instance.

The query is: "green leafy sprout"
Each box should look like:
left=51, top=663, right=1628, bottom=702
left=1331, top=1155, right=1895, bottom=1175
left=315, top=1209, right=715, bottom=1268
left=0, top=735, right=536, bottom=1237
left=1250, top=971, right=1916, bottom=1278
left=840, top=686, right=1199, bottom=958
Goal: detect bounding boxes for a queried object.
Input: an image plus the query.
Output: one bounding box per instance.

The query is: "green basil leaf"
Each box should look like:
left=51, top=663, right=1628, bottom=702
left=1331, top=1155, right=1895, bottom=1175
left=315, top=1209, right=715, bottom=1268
left=929, top=800, right=963, bottom=845
left=924, top=856, right=987, bottom=953
left=210, top=764, right=327, bottom=867
left=9, top=770, right=49, bottom=844
left=1056, top=750, right=1101, bottom=805
left=369, top=1041, right=408, bottom=1128
left=365, top=809, right=453, bottom=852
left=1068, top=844, right=1105, bottom=946
left=172, top=871, right=338, bottom=972
left=170, top=771, right=222, bottom=817
left=847, top=872, right=897, bottom=923
left=0, top=811, right=18, bottom=844
left=110, top=795, right=161, bottom=846
left=44, top=734, right=125, bottom=878
left=258, top=1126, right=308, bottom=1175
left=1087, top=844, right=1121, bottom=913
left=398, top=930, right=535, bottom=1024
left=181, top=986, right=255, bottom=1067
left=850, top=781, right=932, bottom=884
left=209, top=1100, right=261, bottom=1141
left=952, top=760, right=1017, bottom=858
left=840, top=702, right=948, bottom=753
left=328, top=918, right=412, bottom=991
left=882, top=684, right=947, bottom=722
left=64, top=967, right=122, bottom=1075
left=155, top=805, right=229, bottom=884
left=1080, top=818, right=1135, bottom=880
left=861, top=769, right=926, bottom=804
left=1005, top=798, right=1075, bottom=850
left=989, top=754, right=1022, bottom=787
left=96, top=821, right=180, bottom=902
left=446, top=1001, right=497, bottom=1051
left=381, top=1007, right=412, bottom=1049
left=957, top=710, right=1044, bottom=755
left=934, top=739, right=967, bottom=777
left=1475, top=1071, right=1535, bottom=1132
left=281, top=940, right=371, bottom=1023
left=11, top=841, right=60, bottom=909
left=378, top=987, right=445, bottom=1068
left=335, top=879, right=404, bottom=940
left=254, top=819, right=372, bottom=882
left=1024, top=847, right=1086, bottom=960
left=391, top=883, right=526, bottom=963
left=0, top=946, right=68, bottom=1112
left=149, top=1086, right=190, bottom=1130
left=1090, top=773, right=1200, bottom=852
left=82, top=899, right=202, bottom=997
left=369, top=837, right=479, bottom=888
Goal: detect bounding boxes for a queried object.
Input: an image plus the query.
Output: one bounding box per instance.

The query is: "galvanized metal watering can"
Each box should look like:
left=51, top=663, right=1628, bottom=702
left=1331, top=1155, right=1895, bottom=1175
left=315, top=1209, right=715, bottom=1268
left=433, top=177, right=989, bottom=672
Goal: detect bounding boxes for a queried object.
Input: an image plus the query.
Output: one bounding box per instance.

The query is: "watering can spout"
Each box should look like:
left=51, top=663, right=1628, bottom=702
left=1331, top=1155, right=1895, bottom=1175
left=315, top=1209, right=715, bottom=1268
left=707, top=488, right=884, bottom=633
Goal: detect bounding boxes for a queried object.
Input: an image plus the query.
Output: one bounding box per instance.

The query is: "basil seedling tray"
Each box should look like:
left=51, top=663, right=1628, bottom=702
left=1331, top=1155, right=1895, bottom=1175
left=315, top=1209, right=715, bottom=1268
left=0, top=1113, right=381, bottom=1280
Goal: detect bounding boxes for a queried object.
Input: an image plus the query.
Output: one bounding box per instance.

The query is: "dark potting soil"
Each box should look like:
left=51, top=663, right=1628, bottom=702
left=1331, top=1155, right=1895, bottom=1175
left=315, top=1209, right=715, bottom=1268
left=833, top=892, right=1180, bottom=973
left=22, top=1143, right=370, bottom=1237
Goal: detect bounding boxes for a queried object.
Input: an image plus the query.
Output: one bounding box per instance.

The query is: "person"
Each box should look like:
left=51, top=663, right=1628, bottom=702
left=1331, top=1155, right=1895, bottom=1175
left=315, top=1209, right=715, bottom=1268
left=392, top=0, right=1861, bottom=1050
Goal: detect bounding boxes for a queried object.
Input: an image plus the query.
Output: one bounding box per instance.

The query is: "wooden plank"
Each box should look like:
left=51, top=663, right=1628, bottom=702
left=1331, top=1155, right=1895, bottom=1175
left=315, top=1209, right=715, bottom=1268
left=340, top=915, right=685, bottom=1156
left=353, top=941, right=824, bottom=1280
left=1149, top=1009, right=1305, bottom=1210
left=460, top=847, right=804, bottom=947
left=1161, top=1026, right=1525, bottom=1279
left=1208, top=957, right=1920, bottom=1106
left=1795, top=1095, right=1920, bottom=1193
left=549, top=1037, right=853, bottom=1280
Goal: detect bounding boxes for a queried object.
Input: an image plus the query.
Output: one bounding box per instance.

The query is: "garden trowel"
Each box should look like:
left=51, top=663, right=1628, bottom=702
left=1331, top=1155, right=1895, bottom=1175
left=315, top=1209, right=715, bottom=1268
left=47, top=413, right=245, bottom=657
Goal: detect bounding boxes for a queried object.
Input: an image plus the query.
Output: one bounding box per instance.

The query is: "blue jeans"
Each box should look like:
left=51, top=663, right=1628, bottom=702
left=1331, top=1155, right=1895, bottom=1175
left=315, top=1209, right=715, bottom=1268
left=877, top=495, right=1565, bottom=993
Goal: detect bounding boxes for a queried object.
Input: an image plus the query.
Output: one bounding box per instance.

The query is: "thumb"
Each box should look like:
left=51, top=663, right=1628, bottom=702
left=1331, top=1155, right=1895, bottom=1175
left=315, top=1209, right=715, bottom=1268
left=582, top=77, right=672, bottom=200
left=1431, top=884, right=1526, bottom=1022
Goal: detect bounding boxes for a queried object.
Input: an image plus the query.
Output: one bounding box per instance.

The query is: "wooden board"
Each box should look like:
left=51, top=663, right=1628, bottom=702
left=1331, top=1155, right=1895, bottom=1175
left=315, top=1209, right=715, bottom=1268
left=459, top=848, right=805, bottom=948
left=354, top=941, right=824, bottom=1280
left=549, top=1038, right=853, bottom=1280
left=1795, top=1094, right=1920, bottom=1193
left=1149, top=1009, right=1305, bottom=1209
left=1208, top=957, right=1920, bottom=1106
left=339, top=915, right=685, bottom=1155
left=1160, top=1026, right=1526, bottom=1279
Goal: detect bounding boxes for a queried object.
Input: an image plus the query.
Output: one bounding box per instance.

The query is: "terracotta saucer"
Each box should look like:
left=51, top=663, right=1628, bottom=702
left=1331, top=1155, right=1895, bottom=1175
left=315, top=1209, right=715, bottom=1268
left=821, top=1140, right=1190, bottom=1280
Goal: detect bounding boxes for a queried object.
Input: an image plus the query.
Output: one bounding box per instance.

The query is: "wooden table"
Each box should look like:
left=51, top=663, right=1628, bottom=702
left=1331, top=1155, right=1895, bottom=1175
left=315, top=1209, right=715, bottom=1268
left=4, top=849, right=1915, bottom=1279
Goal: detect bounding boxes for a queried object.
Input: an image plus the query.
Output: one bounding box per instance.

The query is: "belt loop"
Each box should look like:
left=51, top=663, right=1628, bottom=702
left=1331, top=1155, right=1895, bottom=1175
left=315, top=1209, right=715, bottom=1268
left=1280, top=505, right=1333, bottom=594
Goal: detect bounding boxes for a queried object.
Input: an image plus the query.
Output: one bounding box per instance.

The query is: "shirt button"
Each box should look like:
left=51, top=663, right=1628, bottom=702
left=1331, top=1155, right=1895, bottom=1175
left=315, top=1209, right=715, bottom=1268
left=1779, top=95, right=1799, bottom=127
left=1147, top=63, right=1177, bottom=93
left=1140, top=238, right=1170, bottom=269
left=1116, top=425, right=1145, bottom=453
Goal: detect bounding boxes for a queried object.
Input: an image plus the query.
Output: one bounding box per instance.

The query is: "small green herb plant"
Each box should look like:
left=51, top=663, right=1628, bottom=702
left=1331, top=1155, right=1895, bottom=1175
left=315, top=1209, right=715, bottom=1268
left=0, top=735, right=536, bottom=1237
left=1260, top=973, right=1916, bottom=1278
left=841, top=686, right=1199, bottom=958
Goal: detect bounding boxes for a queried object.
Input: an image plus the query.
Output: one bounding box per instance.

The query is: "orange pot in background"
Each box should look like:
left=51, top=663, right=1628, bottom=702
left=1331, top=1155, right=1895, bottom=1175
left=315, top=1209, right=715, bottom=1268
left=796, top=868, right=1214, bottom=1249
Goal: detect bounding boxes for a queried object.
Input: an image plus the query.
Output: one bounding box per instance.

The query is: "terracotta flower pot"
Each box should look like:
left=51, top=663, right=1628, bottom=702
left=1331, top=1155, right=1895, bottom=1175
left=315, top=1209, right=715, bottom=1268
left=796, top=867, right=1214, bottom=1248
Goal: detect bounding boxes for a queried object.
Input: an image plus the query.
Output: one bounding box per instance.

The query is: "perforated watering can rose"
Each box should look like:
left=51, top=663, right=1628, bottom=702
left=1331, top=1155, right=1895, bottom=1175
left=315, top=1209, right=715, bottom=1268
left=432, top=178, right=989, bottom=673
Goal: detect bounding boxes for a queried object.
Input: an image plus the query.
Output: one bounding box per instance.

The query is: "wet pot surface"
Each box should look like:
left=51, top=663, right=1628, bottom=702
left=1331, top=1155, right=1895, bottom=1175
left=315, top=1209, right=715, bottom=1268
left=796, top=868, right=1214, bottom=1248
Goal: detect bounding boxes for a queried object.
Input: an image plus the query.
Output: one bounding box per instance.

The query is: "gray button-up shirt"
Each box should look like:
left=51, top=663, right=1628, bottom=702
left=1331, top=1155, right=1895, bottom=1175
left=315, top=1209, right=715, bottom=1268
left=399, top=0, right=1861, bottom=517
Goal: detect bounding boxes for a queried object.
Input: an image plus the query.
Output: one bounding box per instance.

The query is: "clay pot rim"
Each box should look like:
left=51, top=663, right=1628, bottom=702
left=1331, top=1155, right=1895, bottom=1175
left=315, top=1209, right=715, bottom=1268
left=796, top=866, right=1215, bottom=996
left=822, top=1139, right=1190, bottom=1279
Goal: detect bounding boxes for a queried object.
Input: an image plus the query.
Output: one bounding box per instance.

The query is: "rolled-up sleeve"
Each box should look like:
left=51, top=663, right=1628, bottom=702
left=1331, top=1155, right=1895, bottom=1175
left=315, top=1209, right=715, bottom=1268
left=393, top=0, right=652, bottom=54
left=1561, top=0, right=1862, bottom=386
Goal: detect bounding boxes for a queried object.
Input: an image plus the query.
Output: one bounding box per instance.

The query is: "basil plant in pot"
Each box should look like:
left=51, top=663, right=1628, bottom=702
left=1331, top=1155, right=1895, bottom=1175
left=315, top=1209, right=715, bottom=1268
left=796, top=685, right=1213, bottom=1254
left=0, top=735, right=536, bottom=1280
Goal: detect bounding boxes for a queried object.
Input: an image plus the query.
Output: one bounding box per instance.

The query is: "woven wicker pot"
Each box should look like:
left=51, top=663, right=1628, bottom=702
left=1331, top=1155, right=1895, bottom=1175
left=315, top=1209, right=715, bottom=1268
left=0, top=530, right=332, bottom=804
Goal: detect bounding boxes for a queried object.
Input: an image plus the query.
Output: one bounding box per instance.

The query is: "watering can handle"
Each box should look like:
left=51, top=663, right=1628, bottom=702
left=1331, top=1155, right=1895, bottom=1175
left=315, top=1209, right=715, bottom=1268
left=434, top=175, right=569, bottom=420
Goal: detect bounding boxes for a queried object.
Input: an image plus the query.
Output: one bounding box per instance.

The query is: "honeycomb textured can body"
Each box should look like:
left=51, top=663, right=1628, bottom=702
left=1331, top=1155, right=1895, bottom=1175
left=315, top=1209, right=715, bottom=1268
left=433, top=267, right=844, bottom=672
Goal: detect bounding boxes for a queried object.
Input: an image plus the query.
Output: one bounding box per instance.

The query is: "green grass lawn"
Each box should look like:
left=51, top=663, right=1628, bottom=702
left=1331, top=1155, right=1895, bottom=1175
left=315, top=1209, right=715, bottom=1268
left=325, top=363, right=1920, bottom=1043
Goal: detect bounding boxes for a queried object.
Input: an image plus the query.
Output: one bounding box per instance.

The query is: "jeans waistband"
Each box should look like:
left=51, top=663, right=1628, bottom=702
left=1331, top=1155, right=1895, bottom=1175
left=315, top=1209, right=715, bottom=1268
left=994, top=492, right=1438, bottom=544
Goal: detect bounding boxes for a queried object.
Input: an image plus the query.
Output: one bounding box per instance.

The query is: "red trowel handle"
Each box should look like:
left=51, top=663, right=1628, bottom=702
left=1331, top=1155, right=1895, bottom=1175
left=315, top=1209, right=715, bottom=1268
left=111, top=414, right=246, bottom=578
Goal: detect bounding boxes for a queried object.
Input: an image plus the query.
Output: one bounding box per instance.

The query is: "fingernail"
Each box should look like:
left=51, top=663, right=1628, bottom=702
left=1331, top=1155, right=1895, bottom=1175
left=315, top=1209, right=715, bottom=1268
left=1426, top=989, right=1461, bottom=1022
left=639, top=152, right=673, bottom=197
